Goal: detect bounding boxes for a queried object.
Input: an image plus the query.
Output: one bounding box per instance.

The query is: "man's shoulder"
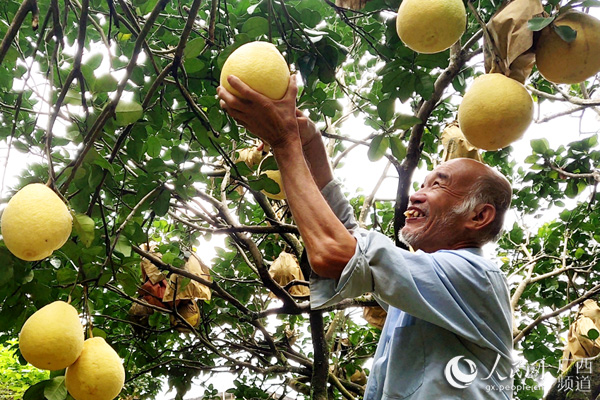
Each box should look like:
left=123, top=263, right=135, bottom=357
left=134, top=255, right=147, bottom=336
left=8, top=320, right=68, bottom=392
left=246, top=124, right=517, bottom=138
left=431, top=247, right=504, bottom=274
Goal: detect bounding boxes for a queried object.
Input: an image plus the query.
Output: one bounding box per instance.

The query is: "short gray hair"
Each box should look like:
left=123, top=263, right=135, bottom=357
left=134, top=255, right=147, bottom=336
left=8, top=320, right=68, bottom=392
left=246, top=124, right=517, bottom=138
left=453, top=172, right=512, bottom=244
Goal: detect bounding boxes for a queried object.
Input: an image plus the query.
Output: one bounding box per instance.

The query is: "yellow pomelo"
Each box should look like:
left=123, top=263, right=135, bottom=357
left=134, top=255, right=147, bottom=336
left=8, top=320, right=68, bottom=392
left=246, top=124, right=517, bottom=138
left=220, top=41, right=290, bottom=99
left=396, top=0, right=466, bottom=54
left=261, top=170, right=286, bottom=200
left=458, top=74, right=534, bottom=151
left=19, top=301, right=84, bottom=370
left=170, top=301, right=200, bottom=333
left=66, top=337, right=125, bottom=400
left=1, top=183, right=72, bottom=261
left=535, top=11, right=600, bottom=84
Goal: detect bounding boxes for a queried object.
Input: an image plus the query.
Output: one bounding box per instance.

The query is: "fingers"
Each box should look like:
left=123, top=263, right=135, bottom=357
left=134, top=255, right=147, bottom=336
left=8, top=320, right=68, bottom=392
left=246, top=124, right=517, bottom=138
left=296, top=108, right=307, bottom=119
left=227, top=75, right=261, bottom=101
left=284, top=74, right=299, bottom=102
left=218, top=85, right=250, bottom=119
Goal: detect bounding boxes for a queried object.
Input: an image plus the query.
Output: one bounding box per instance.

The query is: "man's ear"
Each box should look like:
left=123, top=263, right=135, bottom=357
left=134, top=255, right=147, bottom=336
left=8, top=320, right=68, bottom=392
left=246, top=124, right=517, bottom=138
left=465, top=203, right=496, bottom=231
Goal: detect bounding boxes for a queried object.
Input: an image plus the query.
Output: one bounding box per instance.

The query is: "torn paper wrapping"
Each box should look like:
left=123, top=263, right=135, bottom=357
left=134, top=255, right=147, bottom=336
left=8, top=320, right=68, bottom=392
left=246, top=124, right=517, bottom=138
left=484, top=0, right=544, bottom=83
left=441, top=121, right=482, bottom=162
left=141, top=251, right=166, bottom=284
left=163, top=254, right=212, bottom=302
left=561, top=299, right=600, bottom=371
left=269, top=251, right=310, bottom=297
left=363, top=305, right=387, bottom=330
left=335, top=0, right=371, bottom=10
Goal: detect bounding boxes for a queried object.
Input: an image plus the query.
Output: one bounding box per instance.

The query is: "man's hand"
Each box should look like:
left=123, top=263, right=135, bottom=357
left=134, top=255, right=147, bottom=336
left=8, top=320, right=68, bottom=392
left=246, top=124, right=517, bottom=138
left=218, top=74, right=300, bottom=150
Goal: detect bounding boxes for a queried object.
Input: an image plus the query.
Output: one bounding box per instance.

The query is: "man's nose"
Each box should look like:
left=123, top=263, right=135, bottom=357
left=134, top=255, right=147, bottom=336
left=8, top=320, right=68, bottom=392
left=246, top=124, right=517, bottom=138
left=409, top=190, right=426, bottom=205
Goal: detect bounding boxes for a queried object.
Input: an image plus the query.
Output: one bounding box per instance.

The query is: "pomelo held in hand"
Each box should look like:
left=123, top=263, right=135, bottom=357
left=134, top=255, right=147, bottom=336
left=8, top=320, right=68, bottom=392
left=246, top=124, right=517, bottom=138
left=19, top=301, right=84, bottom=370
left=66, top=337, right=125, bottom=400
left=535, top=11, right=600, bottom=84
left=458, top=73, right=534, bottom=151
left=220, top=41, right=290, bottom=99
left=396, top=0, right=467, bottom=54
left=1, top=183, right=72, bottom=261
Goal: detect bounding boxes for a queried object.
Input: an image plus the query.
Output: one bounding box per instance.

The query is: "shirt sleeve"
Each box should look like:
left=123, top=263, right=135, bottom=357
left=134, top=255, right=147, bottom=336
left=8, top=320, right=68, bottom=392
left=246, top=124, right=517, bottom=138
left=320, top=179, right=359, bottom=231
left=310, top=227, right=512, bottom=354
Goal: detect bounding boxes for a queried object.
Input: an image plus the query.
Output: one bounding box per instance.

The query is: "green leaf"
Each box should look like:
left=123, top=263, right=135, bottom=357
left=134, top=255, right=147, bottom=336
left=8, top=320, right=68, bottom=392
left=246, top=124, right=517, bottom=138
left=390, top=137, right=406, bottom=160
left=259, top=156, right=278, bottom=171
left=92, top=327, right=107, bottom=339
left=527, top=16, right=555, bottom=31
left=57, top=268, right=78, bottom=284
left=184, top=58, right=205, bottom=74
left=115, top=235, right=132, bottom=257
left=93, top=74, right=118, bottom=93
left=115, top=100, right=143, bottom=126
left=554, top=25, right=577, bottom=43
left=565, top=180, right=579, bottom=198
left=581, top=0, right=600, bottom=6
left=393, top=114, right=422, bottom=130
left=260, top=175, right=281, bottom=195
left=415, top=74, right=434, bottom=99
left=23, top=380, right=48, bottom=400
left=241, top=17, right=270, bottom=38
left=184, top=37, right=206, bottom=59
left=73, top=213, right=95, bottom=248
left=368, top=135, right=389, bottom=161
left=44, top=376, right=67, bottom=400
left=171, top=146, right=187, bottom=164
left=64, top=89, right=82, bottom=106
left=84, top=53, right=103, bottom=70
left=146, top=136, right=161, bottom=157
left=530, top=138, right=549, bottom=154
left=322, top=100, right=342, bottom=118
left=377, top=98, right=395, bottom=122
left=587, top=328, right=599, bottom=341
left=152, top=190, right=171, bottom=217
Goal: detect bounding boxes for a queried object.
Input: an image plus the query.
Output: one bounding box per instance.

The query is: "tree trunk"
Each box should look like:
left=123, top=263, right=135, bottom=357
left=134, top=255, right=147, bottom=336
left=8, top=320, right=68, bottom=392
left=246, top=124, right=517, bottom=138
left=310, top=310, right=330, bottom=400
left=545, top=355, right=600, bottom=400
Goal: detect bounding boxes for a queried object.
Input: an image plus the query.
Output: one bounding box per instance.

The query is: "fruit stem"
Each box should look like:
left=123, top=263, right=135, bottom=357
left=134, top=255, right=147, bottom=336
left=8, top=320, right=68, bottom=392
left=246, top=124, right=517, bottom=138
left=84, top=284, right=94, bottom=338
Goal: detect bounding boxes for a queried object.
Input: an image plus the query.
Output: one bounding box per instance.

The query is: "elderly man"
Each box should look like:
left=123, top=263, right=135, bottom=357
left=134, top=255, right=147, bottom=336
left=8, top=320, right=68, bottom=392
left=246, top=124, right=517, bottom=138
left=218, top=75, right=514, bottom=399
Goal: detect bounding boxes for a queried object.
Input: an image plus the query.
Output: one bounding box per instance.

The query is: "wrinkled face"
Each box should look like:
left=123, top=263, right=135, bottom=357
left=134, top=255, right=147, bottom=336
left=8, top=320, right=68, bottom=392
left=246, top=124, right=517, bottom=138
left=399, top=160, right=481, bottom=253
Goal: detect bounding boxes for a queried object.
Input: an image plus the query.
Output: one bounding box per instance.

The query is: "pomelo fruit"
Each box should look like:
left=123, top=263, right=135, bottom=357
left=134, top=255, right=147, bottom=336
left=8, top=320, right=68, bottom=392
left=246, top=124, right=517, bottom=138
left=19, top=301, right=84, bottom=370
left=220, top=41, right=290, bottom=100
left=396, top=0, right=467, bottom=54
left=1, top=183, right=72, bottom=261
left=458, top=73, right=534, bottom=151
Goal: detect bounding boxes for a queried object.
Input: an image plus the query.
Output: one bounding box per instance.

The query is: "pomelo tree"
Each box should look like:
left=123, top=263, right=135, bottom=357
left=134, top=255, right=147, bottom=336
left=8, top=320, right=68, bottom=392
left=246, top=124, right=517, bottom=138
left=0, top=0, right=599, bottom=399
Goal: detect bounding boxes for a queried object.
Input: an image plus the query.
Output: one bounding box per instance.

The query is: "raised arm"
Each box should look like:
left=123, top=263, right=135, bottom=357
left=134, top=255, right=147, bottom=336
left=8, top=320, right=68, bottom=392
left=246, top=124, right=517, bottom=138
left=217, top=75, right=355, bottom=279
left=295, top=109, right=334, bottom=190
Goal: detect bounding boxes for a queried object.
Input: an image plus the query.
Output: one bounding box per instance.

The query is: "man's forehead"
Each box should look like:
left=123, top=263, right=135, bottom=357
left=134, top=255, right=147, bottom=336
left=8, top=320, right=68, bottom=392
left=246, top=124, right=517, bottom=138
left=424, top=160, right=484, bottom=183
left=424, top=170, right=450, bottom=182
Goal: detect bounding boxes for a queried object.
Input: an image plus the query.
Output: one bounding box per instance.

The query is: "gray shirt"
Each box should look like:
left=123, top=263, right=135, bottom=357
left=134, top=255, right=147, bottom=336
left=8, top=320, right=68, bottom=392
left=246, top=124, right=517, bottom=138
left=310, top=180, right=513, bottom=399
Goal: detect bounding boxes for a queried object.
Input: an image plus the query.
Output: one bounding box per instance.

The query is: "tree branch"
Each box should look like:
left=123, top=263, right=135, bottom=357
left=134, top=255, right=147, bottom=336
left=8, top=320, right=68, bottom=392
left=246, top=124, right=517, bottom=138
left=393, top=41, right=469, bottom=244
left=0, top=0, right=39, bottom=64
left=514, top=284, right=600, bottom=344
left=309, top=310, right=329, bottom=400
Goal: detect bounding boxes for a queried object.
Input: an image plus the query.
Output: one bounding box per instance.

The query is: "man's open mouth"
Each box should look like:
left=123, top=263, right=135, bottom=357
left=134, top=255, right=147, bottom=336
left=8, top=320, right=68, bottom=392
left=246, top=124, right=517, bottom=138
left=404, top=209, right=426, bottom=219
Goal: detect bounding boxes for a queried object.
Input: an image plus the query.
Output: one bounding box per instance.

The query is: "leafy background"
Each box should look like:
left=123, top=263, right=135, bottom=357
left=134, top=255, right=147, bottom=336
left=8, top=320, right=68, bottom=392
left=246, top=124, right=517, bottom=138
left=0, top=0, right=599, bottom=399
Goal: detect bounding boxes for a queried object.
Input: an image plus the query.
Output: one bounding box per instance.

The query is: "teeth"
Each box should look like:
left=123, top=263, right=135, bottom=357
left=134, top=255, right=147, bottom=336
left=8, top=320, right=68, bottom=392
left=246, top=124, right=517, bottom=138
left=404, top=210, right=424, bottom=218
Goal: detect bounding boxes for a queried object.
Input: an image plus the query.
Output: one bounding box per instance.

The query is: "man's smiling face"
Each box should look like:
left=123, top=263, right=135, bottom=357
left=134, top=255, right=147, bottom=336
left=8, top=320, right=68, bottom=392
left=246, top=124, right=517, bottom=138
left=400, top=159, right=483, bottom=253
